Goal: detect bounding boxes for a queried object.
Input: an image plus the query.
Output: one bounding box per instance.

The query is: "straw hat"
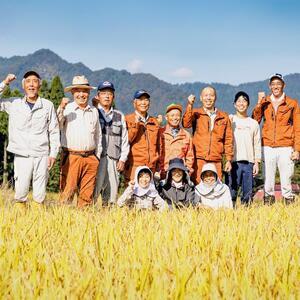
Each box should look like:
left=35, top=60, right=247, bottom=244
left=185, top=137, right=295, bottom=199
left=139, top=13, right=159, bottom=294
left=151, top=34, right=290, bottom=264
left=64, top=75, right=95, bottom=92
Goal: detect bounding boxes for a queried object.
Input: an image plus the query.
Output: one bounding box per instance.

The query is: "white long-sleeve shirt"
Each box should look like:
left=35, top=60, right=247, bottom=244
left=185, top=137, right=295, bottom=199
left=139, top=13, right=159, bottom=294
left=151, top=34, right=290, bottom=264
left=0, top=81, right=60, bottom=158
left=231, top=115, right=261, bottom=163
left=57, top=101, right=102, bottom=158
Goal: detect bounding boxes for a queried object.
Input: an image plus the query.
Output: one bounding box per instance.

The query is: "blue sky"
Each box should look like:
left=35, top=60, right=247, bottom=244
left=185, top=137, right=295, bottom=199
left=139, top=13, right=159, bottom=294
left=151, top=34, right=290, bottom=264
left=1, top=0, right=300, bottom=85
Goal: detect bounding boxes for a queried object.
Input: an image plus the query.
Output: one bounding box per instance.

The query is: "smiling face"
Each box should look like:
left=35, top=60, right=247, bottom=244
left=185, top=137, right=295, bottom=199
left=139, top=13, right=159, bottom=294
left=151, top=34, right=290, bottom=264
left=202, top=170, right=217, bottom=186
left=138, top=171, right=151, bottom=189
left=134, top=95, right=150, bottom=115
left=72, top=88, right=90, bottom=108
left=200, top=87, right=216, bottom=111
left=166, top=109, right=181, bottom=128
left=97, top=88, right=114, bottom=109
left=269, top=79, right=285, bottom=98
left=171, top=168, right=184, bottom=183
left=23, top=75, right=41, bottom=101
left=234, top=96, right=249, bottom=114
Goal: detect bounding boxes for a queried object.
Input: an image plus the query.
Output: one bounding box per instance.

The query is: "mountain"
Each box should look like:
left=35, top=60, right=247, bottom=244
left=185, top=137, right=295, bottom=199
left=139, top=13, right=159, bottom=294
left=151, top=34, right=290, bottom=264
left=0, top=49, right=299, bottom=115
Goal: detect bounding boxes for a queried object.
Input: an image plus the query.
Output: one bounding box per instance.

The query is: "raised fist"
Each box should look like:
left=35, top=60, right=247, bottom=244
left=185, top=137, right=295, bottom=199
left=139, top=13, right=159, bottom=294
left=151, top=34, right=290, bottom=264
left=4, top=74, right=16, bottom=85
left=257, top=92, right=266, bottom=105
left=60, top=97, right=70, bottom=109
left=188, top=94, right=196, bottom=106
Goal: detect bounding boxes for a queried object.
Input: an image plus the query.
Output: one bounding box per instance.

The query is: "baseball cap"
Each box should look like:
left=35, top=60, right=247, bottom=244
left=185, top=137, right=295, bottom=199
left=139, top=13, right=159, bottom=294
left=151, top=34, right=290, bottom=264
left=23, top=70, right=41, bottom=79
left=133, top=90, right=150, bottom=99
left=97, top=81, right=115, bottom=91
left=166, top=103, right=183, bottom=114
left=269, top=73, right=284, bottom=84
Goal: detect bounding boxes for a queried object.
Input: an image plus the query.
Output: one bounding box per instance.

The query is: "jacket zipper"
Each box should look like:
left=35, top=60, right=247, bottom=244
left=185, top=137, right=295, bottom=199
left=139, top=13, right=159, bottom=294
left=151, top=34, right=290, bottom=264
left=145, top=124, right=151, bottom=164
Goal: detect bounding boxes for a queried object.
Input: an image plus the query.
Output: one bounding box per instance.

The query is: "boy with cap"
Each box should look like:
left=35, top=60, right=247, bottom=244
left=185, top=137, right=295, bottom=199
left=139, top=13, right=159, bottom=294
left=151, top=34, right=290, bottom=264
left=159, top=103, right=194, bottom=178
left=0, top=72, right=60, bottom=207
left=92, top=81, right=129, bottom=205
left=252, top=73, right=300, bottom=205
left=226, top=91, right=261, bottom=207
left=124, top=90, right=160, bottom=182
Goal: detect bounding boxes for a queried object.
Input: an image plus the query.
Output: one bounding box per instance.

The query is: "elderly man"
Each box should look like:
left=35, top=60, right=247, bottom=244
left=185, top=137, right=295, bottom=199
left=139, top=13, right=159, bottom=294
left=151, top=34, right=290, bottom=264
left=182, top=86, right=233, bottom=184
left=125, top=90, right=160, bottom=182
left=0, top=71, right=60, bottom=206
left=252, top=73, right=300, bottom=205
left=159, top=103, right=194, bottom=179
left=93, top=81, right=129, bottom=205
left=58, top=75, right=102, bottom=208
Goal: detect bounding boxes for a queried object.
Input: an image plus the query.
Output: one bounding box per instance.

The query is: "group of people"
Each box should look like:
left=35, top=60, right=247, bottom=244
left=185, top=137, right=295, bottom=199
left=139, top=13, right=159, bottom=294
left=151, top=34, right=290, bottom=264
left=0, top=71, right=299, bottom=210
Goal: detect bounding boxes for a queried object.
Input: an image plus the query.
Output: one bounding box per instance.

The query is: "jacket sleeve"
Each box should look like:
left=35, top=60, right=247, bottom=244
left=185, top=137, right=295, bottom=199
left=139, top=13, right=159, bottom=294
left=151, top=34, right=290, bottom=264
left=224, top=117, right=234, bottom=161
left=185, top=133, right=194, bottom=174
left=119, top=114, right=130, bottom=162
left=253, top=121, right=262, bottom=162
left=293, top=101, right=300, bottom=152
left=193, top=189, right=201, bottom=206
left=95, top=117, right=102, bottom=159
left=117, top=186, right=133, bottom=207
left=126, top=116, right=140, bottom=144
left=185, top=185, right=195, bottom=207
left=48, top=103, right=60, bottom=158
left=56, top=106, right=66, bottom=129
left=182, top=104, right=194, bottom=128
left=153, top=194, right=168, bottom=211
left=252, top=103, right=264, bottom=124
left=0, top=82, right=12, bottom=113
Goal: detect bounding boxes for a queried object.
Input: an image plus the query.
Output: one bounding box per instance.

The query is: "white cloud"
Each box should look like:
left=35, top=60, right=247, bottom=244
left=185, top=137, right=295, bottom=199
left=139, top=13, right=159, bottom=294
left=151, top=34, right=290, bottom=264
left=127, top=59, right=143, bottom=73
left=171, top=67, right=194, bottom=78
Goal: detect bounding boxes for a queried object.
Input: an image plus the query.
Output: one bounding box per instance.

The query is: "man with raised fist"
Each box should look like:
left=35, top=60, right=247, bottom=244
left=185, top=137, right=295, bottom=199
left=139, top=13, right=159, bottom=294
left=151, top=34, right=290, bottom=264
left=252, top=73, right=300, bottom=205
left=182, top=86, right=233, bottom=184
left=0, top=71, right=60, bottom=207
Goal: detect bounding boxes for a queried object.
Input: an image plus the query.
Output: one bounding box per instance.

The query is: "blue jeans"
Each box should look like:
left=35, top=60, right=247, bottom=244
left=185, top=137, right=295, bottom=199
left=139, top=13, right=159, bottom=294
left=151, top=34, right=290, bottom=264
left=226, top=161, right=253, bottom=204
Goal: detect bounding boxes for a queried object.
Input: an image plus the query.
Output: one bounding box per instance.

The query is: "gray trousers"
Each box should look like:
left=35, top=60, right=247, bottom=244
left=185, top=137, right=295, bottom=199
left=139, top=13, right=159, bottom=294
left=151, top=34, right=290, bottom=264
left=94, top=156, right=120, bottom=204
left=14, top=155, right=49, bottom=203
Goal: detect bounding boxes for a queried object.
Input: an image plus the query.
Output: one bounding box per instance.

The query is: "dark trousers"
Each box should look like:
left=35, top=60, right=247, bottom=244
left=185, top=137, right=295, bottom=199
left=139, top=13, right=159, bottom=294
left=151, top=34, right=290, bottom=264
left=226, top=161, right=253, bottom=204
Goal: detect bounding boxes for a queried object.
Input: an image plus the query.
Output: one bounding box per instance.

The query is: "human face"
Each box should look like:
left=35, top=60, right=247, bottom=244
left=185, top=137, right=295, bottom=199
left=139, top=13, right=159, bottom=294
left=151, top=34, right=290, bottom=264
left=72, top=88, right=90, bottom=108
left=166, top=109, right=181, bottom=128
left=269, top=79, right=285, bottom=98
left=23, top=75, right=40, bottom=101
left=171, top=168, right=184, bottom=183
left=234, top=96, right=249, bottom=114
left=138, top=172, right=151, bottom=189
left=202, top=171, right=216, bottom=186
left=97, top=88, right=114, bottom=109
left=200, top=87, right=216, bottom=110
left=134, top=95, right=150, bottom=115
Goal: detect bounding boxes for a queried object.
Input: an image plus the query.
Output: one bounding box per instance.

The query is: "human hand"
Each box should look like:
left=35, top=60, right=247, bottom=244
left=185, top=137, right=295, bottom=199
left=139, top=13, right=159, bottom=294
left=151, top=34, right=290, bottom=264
left=253, top=162, right=259, bottom=176
left=224, top=161, right=232, bottom=173
left=4, top=74, right=16, bottom=85
left=291, top=150, right=299, bottom=161
left=48, top=157, right=56, bottom=170
left=60, top=97, right=70, bottom=109
left=187, top=94, right=196, bottom=106
left=116, top=160, right=125, bottom=172
left=257, top=91, right=266, bottom=106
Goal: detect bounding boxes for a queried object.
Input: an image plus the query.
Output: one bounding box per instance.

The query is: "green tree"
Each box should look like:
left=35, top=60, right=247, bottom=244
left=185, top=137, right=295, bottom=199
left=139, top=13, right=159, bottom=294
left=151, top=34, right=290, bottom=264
left=50, top=76, right=64, bottom=108
left=47, top=76, right=65, bottom=192
left=39, top=79, right=50, bottom=99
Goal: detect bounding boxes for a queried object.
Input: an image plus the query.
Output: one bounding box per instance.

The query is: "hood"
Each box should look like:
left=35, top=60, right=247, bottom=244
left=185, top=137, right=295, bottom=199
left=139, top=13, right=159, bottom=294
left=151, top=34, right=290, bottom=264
left=196, top=163, right=226, bottom=199
left=133, top=166, right=158, bottom=197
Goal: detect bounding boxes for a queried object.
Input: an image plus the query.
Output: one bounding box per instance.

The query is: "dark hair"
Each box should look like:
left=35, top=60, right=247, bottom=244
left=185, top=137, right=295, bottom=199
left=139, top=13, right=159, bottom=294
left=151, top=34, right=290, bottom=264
left=234, top=91, right=250, bottom=105
left=138, top=168, right=152, bottom=179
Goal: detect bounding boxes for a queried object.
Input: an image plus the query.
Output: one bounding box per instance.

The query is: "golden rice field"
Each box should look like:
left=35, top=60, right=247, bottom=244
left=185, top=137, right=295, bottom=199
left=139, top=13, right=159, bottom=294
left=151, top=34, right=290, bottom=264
left=0, top=188, right=299, bottom=299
